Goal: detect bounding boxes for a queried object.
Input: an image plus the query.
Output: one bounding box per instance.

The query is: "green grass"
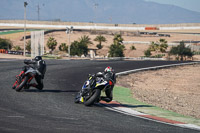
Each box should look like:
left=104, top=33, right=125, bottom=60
left=42, top=55, right=62, bottom=59
left=113, top=86, right=200, bottom=126
left=0, top=29, right=46, bottom=35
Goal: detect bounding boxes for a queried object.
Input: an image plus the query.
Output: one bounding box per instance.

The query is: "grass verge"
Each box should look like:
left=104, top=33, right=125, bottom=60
left=42, top=55, right=62, bottom=59
left=0, top=29, right=43, bottom=35
left=113, top=86, right=200, bottom=126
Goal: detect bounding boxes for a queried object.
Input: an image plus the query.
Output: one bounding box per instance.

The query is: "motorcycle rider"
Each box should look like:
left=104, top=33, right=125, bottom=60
left=23, top=56, right=46, bottom=90
left=96, top=66, right=116, bottom=102
left=77, top=66, right=116, bottom=103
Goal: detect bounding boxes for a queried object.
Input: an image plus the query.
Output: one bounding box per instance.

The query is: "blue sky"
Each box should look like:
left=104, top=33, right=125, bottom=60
left=1, top=0, right=200, bottom=24
left=145, top=0, right=200, bottom=13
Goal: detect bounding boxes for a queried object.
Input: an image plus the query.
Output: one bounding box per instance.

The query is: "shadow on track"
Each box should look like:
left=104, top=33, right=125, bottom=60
left=122, top=104, right=153, bottom=108
left=98, top=102, right=153, bottom=108
left=23, top=89, right=78, bottom=93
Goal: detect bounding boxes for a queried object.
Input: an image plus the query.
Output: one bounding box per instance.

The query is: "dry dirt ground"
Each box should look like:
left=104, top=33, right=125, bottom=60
left=1, top=29, right=200, bottom=58
left=116, top=64, right=200, bottom=119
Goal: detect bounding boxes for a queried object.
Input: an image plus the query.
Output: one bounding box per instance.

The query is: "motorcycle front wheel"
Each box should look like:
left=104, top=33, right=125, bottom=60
left=84, top=89, right=101, bottom=106
left=15, top=76, right=29, bottom=92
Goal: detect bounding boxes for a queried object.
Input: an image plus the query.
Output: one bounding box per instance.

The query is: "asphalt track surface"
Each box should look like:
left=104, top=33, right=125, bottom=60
left=0, top=59, right=199, bottom=133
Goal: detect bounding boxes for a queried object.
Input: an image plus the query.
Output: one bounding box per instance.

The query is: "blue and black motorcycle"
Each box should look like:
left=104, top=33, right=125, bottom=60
left=75, top=74, right=115, bottom=106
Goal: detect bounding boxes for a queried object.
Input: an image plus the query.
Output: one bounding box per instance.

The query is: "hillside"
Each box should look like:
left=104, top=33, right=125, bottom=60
left=1, top=0, right=200, bottom=24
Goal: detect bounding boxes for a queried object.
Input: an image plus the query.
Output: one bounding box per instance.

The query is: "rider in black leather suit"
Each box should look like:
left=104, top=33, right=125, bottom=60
left=96, top=66, right=116, bottom=102
left=24, top=56, right=46, bottom=90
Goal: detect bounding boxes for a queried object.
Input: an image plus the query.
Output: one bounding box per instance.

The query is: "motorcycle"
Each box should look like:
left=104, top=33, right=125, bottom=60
left=12, top=62, right=39, bottom=92
left=75, top=74, right=115, bottom=106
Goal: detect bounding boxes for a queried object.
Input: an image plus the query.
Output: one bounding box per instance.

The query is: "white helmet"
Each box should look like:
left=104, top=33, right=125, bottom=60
left=104, top=66, right=113, bottom=73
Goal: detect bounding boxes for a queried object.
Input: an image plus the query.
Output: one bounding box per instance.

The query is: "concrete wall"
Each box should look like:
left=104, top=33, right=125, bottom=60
left=0, top=20, right=200, bottom=31
left=1, top=20, right=200, bottom=27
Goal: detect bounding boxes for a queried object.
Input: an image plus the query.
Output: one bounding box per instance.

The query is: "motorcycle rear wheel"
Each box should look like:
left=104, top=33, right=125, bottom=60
left=84, top=89, right=101, bottom=106
left=15, top=76, right=29, bottom=92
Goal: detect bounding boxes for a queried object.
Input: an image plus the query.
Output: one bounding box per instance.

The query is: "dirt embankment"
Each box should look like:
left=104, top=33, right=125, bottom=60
left=1, top=29, right=200, bottom=58
left=116, top=64, right=200, bottom=119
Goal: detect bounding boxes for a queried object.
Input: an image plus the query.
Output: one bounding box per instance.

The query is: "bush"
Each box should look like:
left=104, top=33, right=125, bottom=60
left=144, top=49, right=152, bottom=57
left=70, top=41, right=88, bottom=56
left=59, top=43, right=68, bottom=52
left=130, top=45, right=136, bottom=50
left=151, top=54, right=165, bottom=58
left=170, top=41, right=193, bottom=60
left=26, top=40, right=31, bottom=52
left=46, top=37, right=57, bottom=53
left=109, top=44, right=125, bottom=57
left=108, top=34, right=125, bottom=57
left=13, top=46, right=22, bottom=51
left=0, top=38, right=12, bottom=50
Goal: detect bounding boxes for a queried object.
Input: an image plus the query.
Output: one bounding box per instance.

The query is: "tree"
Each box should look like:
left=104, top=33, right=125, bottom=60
left=79, top=35, right=93, bottom=46
left=70, top=41, right=88, bottom=56
left=109, top=43, right=125, bottom=57
left=59, top=43, right=68, bottom=52
left=96, top=44, right=103, bottom=49
left=70, top=35, right=92, bottom=56
left=94, top=35, right=107, bottom=49
left=26, top=40, right=31, bottom=52
left=170, top=41, right=193, bottom=60
left=149, top=41, right=159, bottom=52
left=109, top=34, right=125, bottom=57
left=149, top=39, right=168, bottom=53
left=46, top=37, right=57, bottom=54
left=144, top=49, right=152, bottom=57
left=0, top=38, right=12, bottom=50
left=159, top=39, right=168, bottom=53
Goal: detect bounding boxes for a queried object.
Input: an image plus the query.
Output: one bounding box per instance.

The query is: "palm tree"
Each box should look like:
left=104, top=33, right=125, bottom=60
left=159, top=39, right=168, bottom=53
left=149, top=41, right=159, bottom=52
left=79, top=35, right=93, bottom=45
left=94, top=35, right=107, bottom=49
left=149, top=39, right=168, bottom=53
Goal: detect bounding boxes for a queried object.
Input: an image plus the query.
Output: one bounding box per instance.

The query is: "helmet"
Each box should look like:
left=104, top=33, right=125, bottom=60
left=34, top=56, right=42, bottom=61
left=104, top=66, right=113, bottom=73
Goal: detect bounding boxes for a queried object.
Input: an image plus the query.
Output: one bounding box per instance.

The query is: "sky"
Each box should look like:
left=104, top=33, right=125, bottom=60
left=145, top=0, right=200, bottom=13
left=1, top=0, right=200, bottom=24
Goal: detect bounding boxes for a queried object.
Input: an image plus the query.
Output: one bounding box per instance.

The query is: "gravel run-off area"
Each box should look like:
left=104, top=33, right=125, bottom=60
left=116, top=64, right=200, bottom=119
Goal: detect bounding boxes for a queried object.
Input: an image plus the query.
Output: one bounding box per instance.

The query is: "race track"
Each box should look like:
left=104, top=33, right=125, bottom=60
left=0, top=59, right=198, bottom=133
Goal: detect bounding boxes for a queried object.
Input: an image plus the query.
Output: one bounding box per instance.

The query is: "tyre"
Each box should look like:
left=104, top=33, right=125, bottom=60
left=84, top=89, right=101, bottom=106
left=15, top=76, right=29, bottom=92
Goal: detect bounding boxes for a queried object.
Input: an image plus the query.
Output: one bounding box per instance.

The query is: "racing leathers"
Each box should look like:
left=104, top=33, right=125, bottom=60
left=24, top=58, right=46, bottom=90
left=95, top=71, right=116, bottom=102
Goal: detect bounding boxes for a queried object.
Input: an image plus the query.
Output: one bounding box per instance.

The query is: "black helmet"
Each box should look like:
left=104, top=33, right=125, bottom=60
left=34, top=56, right=42, bottom=61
